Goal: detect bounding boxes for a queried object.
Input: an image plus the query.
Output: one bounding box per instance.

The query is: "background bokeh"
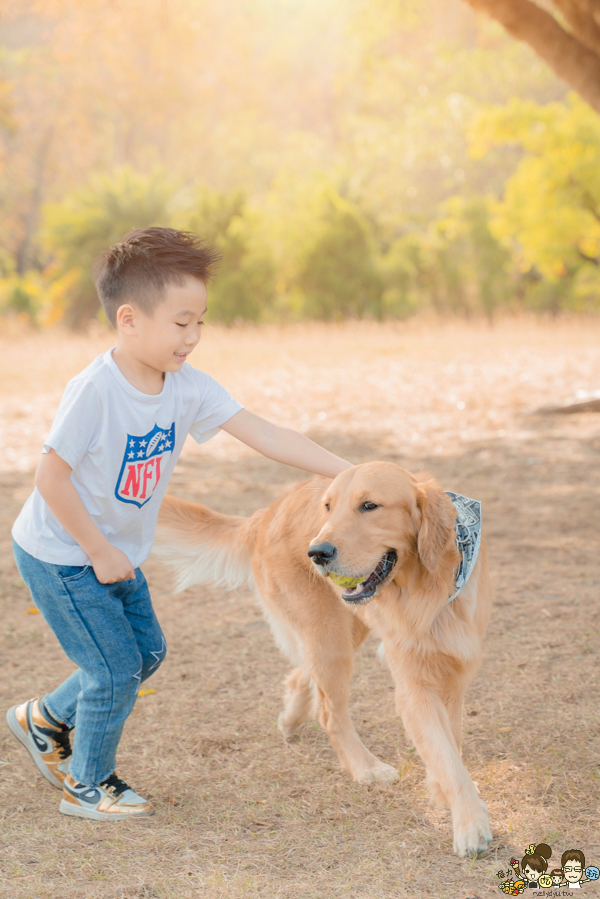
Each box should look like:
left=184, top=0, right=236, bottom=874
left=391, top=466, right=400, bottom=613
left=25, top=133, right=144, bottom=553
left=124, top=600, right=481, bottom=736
left=1, top=0, right=598, bottom=327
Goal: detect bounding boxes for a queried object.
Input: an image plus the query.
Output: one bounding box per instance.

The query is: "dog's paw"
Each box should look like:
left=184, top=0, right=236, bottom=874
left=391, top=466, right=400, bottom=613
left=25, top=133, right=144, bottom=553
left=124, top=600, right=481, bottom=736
left=355, top=762, right=400, bottom=785
left=452, top=799, right=492, bottom=857
left=277, top=711, right=301, bottom=741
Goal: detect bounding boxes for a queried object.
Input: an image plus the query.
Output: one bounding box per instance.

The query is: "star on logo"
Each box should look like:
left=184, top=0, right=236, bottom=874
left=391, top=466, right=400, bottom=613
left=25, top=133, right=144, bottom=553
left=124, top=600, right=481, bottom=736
left=139, top=439, right=147, bottom=447
left=158, top=444, right=165, bottom=452
left=137, top=450, right=144, bottom=458
left=128, top=452, right=134, bottom=459
left=164, top=439, right=172, bottom=448
left=129, top=439, right=136, bottom=448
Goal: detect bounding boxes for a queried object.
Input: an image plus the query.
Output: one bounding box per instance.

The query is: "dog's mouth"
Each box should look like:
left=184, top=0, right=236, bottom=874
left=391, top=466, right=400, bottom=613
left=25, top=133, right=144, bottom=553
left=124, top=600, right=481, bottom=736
left=334, top=551, right=398, bottom=605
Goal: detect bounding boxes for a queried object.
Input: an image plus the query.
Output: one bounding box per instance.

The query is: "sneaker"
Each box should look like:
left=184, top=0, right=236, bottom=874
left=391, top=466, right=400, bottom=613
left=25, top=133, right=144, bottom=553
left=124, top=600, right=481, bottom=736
left=6, top=697, right=72, bottom=789
left=59, top=772, right=155, bottom=820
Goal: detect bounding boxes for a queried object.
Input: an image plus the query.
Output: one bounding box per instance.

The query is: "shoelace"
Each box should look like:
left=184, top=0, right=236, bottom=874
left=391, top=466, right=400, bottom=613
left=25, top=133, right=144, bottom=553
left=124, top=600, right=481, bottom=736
left=54, top=729, right=72, bottom=760
left=99, top=772, right=131, bottom=797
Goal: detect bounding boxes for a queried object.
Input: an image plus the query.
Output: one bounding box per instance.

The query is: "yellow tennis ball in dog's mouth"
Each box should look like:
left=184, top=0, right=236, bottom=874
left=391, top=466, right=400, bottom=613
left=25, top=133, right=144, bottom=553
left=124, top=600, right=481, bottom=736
left=327, top=573, right=366, bottom=588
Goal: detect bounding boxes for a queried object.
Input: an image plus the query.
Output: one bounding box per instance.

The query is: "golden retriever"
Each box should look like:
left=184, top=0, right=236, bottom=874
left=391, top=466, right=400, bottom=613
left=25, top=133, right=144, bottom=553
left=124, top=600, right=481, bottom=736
left=155, top=461, right=493, bottom=856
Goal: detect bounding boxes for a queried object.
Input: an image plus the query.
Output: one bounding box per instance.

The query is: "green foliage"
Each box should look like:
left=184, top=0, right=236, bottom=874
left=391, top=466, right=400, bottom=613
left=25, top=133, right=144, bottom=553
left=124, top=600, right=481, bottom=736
left=13, top=90, right=600, bottom=329
left=43, top=166, right=176, bottom=327
left=378, top=234, right=422, bottom=320
left=295, top=188, right=383, bottom=320
left=0, top=271, right=43, bottom=320
left=179, top=188, right=275, bottom=325
left=471, top=94, right=600, bottom=311
left=429, top=196, right=513, bottom=319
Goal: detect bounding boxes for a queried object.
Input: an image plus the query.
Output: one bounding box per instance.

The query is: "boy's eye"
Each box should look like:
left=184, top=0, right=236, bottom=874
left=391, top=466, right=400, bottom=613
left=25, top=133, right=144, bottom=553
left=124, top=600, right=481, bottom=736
left=175, top=322, right=187, bottom=328
left=324, top=502, right=330, bottom=511
left=360, top=501, right=378, bottom=511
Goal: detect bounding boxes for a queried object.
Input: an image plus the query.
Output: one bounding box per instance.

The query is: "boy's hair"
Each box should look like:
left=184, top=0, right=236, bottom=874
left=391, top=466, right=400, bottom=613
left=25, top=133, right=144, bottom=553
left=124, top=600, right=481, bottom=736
left=93, top=227, right=220, bottom=327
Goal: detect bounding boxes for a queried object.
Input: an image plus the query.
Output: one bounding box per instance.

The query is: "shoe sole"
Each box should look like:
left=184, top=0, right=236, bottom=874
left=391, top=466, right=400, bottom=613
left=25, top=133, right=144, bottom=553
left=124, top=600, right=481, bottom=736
left=59, top=798, right=155, bottom=821
left=6, top=705, right=64, bottom=790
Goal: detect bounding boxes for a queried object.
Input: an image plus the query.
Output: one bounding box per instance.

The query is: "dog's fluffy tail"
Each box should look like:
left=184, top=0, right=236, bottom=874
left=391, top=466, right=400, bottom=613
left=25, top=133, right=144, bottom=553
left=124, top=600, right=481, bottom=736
left=153, top=495, right=265, bottom=594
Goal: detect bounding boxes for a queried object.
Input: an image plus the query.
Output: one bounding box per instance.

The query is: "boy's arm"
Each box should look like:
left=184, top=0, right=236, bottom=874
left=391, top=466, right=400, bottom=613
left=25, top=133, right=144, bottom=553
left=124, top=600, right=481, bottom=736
left=35, top=449, right=135, bottom=584
left=219, top=409, right=353, bottom=477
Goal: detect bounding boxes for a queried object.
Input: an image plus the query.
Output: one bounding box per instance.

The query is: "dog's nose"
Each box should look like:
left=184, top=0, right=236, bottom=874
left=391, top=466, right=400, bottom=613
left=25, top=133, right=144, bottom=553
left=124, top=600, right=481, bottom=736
left=308, top=542, right=337, bottom=565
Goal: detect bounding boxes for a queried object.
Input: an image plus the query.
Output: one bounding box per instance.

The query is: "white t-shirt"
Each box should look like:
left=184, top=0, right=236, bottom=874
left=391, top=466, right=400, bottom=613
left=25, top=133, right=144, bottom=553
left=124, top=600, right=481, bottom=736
left=12, top=349, right=243, bottom=567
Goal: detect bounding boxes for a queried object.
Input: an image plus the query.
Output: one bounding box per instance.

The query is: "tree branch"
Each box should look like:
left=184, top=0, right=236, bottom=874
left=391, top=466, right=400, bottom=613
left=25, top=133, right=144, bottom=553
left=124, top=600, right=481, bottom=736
left=551, top=0, right=600, bottom=59
left=462, top=0, right=600, bottom=114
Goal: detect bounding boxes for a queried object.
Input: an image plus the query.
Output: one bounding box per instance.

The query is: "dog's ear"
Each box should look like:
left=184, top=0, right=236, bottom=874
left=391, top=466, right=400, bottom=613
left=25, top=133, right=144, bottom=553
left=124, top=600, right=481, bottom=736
left=415, top=479, right=457, bottom=574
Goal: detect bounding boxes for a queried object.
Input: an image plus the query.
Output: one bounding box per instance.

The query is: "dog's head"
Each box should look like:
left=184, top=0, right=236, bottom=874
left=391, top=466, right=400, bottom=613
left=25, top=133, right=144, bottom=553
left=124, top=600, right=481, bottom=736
left=308, top=461, right=459, bottom=605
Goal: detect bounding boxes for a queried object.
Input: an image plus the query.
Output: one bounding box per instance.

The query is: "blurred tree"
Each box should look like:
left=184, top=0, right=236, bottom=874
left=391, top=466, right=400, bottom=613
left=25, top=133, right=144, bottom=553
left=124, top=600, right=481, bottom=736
left=431, top=196, right=513, bottom=319
left=43, top=166, right=175, bottom=327
left=378, top=234, right=422, bottom=320
left=461, top=0, right=600, bottom=113
left=295, top=188, right=383, bottom=320
left=181, top=187, right=276, bottom=324
left=471, top=93, right=600, bottom=310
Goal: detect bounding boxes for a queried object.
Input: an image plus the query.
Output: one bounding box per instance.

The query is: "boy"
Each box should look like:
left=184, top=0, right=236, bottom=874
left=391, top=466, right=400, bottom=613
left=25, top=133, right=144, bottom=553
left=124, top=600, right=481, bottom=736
left=7, top=226, right=352, bottom=821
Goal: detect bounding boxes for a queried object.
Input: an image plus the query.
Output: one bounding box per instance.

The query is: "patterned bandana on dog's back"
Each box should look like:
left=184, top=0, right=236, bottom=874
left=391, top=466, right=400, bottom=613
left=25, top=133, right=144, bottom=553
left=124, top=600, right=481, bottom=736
left=445, top=492, right=482, bottom=603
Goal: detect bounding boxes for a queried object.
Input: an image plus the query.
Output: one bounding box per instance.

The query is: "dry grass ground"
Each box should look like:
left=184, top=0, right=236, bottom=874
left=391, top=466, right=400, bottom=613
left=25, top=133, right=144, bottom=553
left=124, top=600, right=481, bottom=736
left=1, top=317, right=600, bottom=899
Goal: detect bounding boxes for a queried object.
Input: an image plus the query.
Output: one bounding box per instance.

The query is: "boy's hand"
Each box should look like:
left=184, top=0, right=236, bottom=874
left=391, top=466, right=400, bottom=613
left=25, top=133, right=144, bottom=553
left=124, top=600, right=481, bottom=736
left=90, top=545, right=136, bottom=584
left=35, top=450, right=136, bottom=583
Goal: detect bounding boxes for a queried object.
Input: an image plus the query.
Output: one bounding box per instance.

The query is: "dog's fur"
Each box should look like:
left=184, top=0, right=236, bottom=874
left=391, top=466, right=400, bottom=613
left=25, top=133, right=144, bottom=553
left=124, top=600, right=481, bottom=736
left=155, top=461, right=493, bottom=856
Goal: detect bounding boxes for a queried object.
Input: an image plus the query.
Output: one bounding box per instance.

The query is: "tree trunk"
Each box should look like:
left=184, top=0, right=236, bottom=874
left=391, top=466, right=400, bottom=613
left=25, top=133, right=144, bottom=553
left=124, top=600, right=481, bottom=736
left=462, top=0, right=600, bottom=113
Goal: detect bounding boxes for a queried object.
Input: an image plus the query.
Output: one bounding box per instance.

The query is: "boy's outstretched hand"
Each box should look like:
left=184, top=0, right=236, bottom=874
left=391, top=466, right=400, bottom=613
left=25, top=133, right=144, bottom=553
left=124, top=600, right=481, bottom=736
left=220, top=409, right=353, bottom=478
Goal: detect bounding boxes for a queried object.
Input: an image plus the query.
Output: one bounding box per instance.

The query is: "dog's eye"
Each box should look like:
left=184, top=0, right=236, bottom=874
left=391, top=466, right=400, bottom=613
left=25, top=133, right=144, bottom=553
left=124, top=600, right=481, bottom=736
left=360, top=501, right=378, bottom=511
left=324, top=502, right=330, bottom=512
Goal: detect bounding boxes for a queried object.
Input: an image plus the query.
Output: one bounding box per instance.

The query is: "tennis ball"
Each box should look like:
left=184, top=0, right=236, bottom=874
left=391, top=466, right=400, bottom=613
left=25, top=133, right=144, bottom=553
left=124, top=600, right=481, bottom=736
left=328, top=573, right=365, bottom=588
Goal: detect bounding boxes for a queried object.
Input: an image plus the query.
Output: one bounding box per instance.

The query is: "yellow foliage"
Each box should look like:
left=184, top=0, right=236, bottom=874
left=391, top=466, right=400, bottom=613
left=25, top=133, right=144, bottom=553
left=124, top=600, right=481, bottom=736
left=471, top=95, right=600, bottom=293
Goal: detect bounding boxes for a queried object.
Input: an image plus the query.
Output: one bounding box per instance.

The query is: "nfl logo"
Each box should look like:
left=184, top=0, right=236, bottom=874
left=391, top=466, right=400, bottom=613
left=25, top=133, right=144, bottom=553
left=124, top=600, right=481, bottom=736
left=114, top=422, right=176, bottom=508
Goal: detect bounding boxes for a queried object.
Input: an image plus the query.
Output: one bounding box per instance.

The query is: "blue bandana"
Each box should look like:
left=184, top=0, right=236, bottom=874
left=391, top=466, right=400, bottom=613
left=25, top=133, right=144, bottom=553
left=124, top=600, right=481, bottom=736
left=445, top=492, right=482, bottom=603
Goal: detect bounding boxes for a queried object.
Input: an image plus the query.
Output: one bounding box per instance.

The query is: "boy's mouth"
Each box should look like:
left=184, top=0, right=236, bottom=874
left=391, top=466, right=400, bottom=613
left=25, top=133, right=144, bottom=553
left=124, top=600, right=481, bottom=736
left=174, top=352, right=187, bottom=361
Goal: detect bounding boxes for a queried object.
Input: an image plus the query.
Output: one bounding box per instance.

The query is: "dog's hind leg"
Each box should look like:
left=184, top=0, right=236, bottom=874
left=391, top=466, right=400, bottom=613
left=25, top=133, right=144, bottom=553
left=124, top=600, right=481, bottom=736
left=278, top=668, right=319, bottom=739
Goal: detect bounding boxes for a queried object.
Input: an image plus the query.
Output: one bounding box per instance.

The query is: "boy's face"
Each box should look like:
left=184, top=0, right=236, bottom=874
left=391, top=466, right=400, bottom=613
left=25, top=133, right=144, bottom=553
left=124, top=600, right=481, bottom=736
left=120, top=276, right=208, bottom=373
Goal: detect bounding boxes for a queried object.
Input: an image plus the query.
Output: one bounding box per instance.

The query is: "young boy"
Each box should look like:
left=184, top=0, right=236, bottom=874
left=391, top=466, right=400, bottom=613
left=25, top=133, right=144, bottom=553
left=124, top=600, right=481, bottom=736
left=7, top=226, right=352, bottom=821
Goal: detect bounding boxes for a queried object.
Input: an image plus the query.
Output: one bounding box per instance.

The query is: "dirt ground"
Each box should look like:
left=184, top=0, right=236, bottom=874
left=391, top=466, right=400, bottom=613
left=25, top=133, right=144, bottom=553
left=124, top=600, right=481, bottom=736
left=1, top=318, right=600, bottom=899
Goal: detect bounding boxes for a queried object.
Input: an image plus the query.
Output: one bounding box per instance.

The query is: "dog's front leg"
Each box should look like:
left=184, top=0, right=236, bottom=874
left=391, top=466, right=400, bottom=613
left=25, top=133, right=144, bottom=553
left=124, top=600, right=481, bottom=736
left=307, top=651, right=399, bottom=786
left=394, top=677, right=491, bottom=857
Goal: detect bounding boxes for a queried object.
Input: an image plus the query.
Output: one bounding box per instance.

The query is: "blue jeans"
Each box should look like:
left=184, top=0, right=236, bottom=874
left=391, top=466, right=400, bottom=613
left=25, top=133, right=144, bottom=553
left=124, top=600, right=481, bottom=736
left=13, top=540, right=166, bottom=785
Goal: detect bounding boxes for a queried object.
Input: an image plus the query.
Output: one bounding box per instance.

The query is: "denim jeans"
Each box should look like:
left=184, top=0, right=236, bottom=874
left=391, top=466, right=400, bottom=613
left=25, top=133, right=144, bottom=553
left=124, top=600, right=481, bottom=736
left=13, top=540, right=167, bottom=785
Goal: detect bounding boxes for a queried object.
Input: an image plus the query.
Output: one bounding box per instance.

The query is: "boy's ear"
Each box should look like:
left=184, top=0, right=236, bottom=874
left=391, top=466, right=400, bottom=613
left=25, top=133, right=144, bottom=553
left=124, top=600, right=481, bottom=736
left=116, top=304, right=136, bottom=331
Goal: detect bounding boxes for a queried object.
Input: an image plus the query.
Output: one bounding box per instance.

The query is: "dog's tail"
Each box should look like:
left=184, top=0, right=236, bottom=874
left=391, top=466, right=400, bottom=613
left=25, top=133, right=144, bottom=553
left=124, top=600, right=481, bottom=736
left=153, top=495, right=265, bottom=594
